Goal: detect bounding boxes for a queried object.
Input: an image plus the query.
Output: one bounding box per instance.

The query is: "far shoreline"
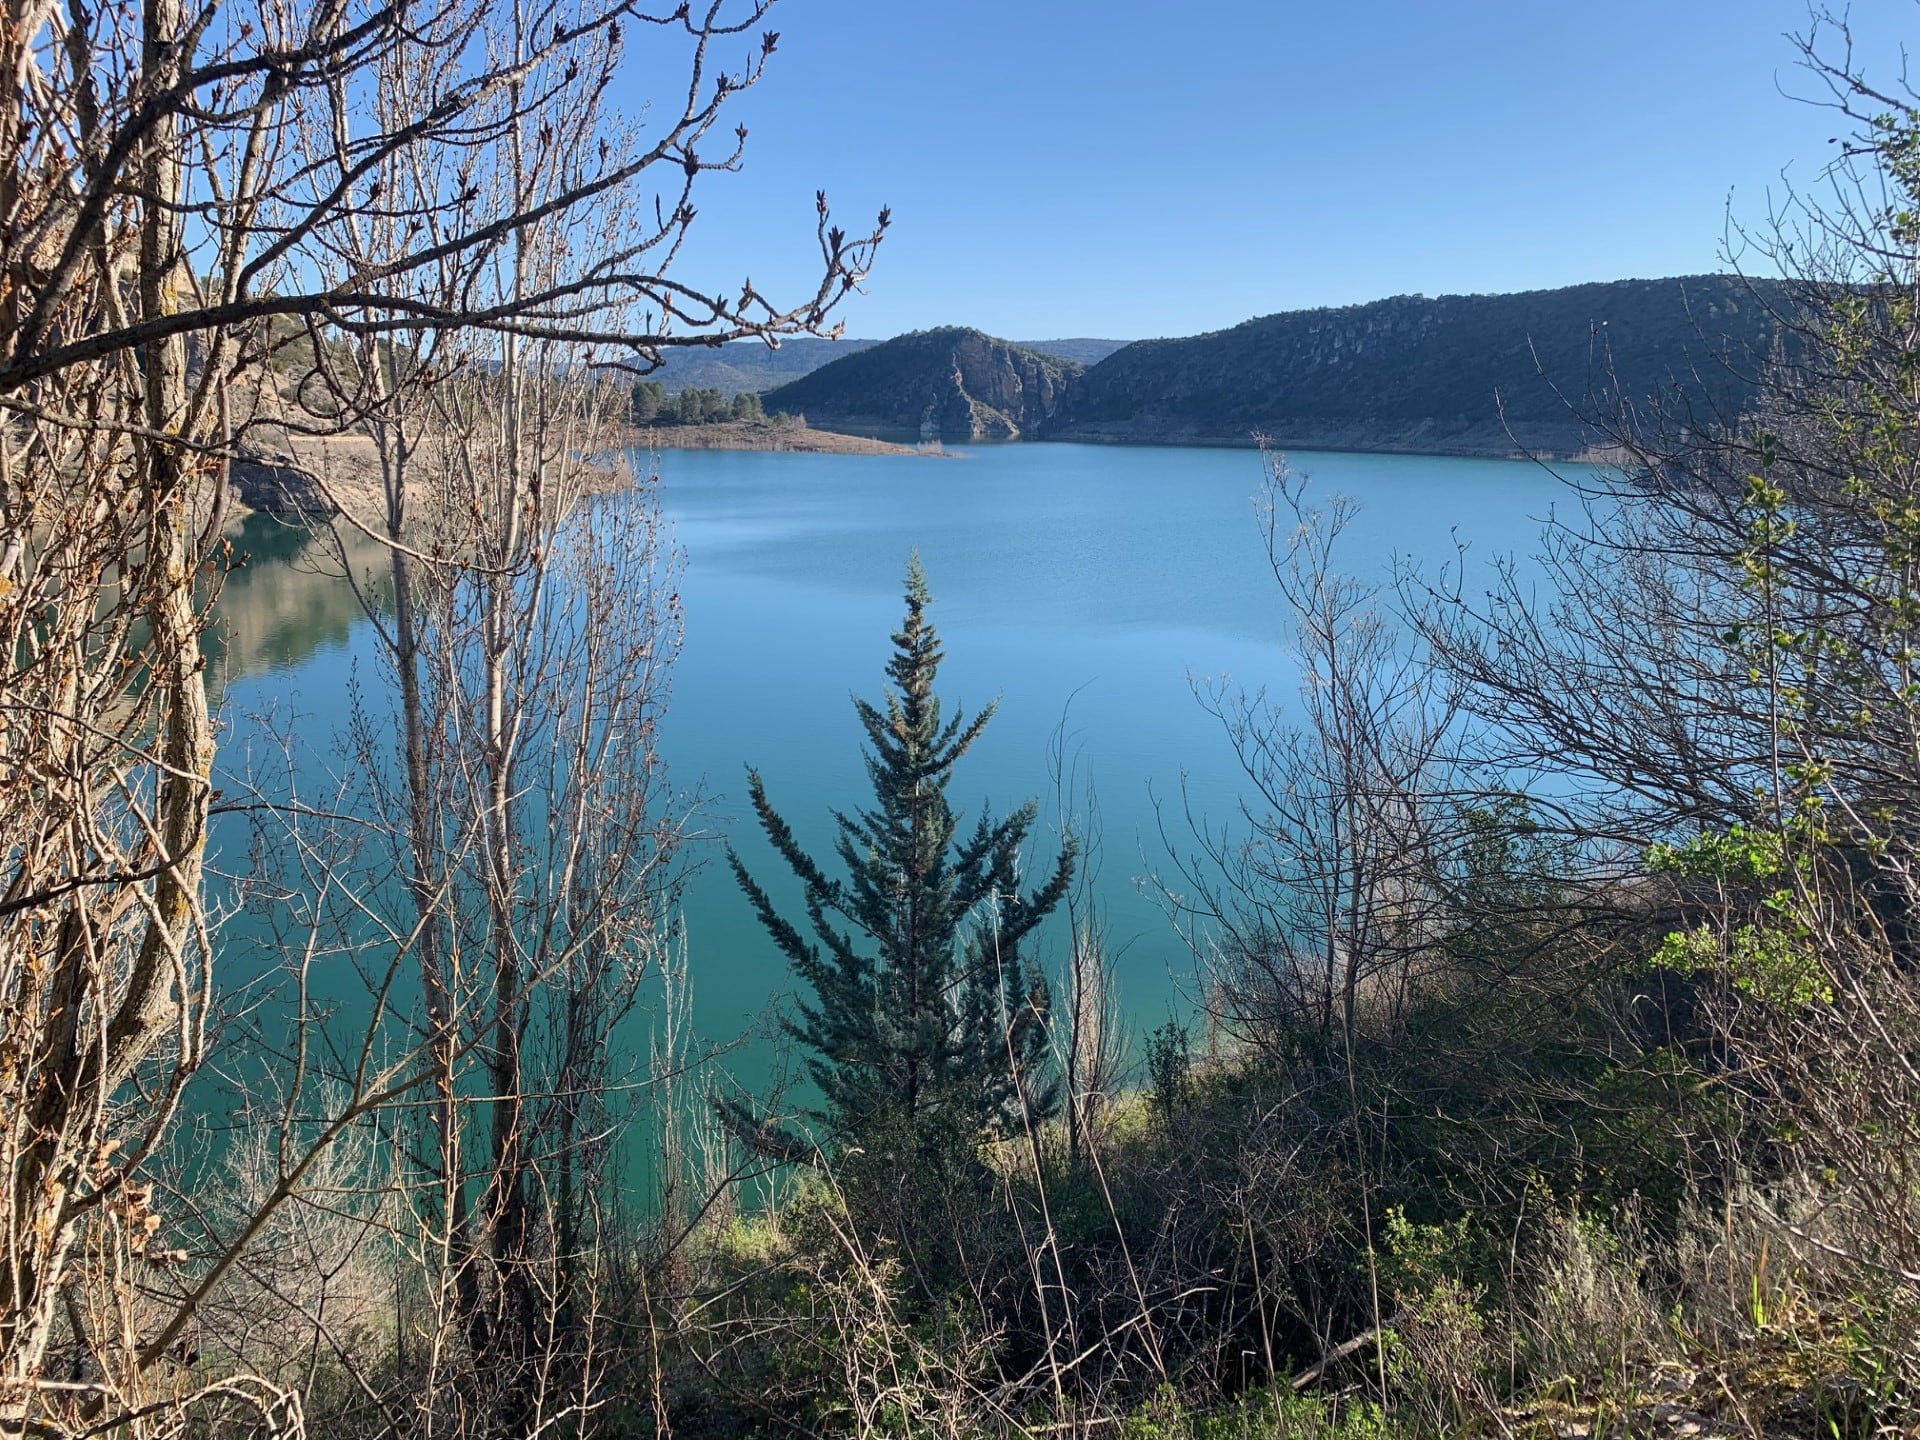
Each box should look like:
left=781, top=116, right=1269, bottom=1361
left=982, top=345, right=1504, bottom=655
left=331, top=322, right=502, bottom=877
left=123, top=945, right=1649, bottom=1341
left=712, top=414, right=1621, bottom=465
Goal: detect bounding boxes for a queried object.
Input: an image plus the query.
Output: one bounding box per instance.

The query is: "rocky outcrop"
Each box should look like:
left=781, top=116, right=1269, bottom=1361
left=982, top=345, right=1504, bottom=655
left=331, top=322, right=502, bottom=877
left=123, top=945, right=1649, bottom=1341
left=228, top=446, right=338, bottom=517
left=763, top=328, right=1082, bottom=443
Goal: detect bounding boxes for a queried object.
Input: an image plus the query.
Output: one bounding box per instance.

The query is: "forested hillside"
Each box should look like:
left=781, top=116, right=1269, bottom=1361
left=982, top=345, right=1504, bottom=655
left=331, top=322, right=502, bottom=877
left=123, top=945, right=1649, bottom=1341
left=765, top=279, right=1787, bottom=457
left=1049, top=275, right=1787, bottom=454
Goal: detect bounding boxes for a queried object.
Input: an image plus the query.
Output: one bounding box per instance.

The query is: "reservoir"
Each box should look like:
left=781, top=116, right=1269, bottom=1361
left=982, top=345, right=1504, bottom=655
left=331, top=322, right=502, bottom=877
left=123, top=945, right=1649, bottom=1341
left=210, top=440, right=1568, bottom=1097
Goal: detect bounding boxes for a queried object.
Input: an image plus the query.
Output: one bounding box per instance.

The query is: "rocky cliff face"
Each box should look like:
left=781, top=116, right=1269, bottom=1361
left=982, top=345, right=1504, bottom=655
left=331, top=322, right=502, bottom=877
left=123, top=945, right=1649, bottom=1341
left=763, top=328, right=1082, bottom=443
left=229, top=446, right=338, bottom=516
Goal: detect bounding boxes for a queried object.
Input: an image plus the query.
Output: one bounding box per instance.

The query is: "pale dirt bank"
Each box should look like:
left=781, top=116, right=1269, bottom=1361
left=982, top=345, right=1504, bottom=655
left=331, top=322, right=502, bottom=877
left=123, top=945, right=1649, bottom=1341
left=626, top=418, right=946, bottom=457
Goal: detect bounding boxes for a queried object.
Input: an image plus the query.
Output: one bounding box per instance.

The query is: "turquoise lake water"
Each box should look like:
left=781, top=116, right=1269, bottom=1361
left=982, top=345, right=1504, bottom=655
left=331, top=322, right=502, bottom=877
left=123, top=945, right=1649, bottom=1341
left=210, top=441, right=1570, bottom=1091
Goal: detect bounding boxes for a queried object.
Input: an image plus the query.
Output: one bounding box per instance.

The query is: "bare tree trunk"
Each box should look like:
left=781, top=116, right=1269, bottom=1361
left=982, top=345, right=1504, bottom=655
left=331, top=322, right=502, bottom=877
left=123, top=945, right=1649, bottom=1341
left=0, top=0, right=881, bottom=1424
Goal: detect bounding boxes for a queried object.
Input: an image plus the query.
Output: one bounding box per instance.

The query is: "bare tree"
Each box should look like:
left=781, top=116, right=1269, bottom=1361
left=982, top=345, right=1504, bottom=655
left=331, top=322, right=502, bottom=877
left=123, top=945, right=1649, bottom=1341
left=367, top=380, right=686, bottom=1434
left=1045, top=718, right=1124, bottom=1167
left=1, top=0, right=882, bottom=1430
left=1173, top=452, right=1465, bottom=1065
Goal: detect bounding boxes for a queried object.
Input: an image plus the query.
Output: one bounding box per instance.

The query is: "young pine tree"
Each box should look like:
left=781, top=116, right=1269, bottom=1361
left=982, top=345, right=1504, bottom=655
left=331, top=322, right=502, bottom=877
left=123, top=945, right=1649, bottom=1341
left=725, top=559, right=1074, bottom=1171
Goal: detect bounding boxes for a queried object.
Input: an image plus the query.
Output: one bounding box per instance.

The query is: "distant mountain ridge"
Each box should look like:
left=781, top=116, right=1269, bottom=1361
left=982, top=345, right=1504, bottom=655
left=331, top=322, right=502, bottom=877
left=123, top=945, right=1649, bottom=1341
left=642, top=336, right=880, bottom=396
left=753, top=277, right=1789, bottom=458
left=763, top=328, right=1082, bottom=442
left=1015, top=337, right=1130, bottom=367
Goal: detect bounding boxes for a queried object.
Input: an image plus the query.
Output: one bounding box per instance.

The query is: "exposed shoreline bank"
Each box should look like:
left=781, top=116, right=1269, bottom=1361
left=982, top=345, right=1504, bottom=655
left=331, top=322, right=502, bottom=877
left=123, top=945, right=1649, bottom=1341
left=626, top=418, right=946, bottom=457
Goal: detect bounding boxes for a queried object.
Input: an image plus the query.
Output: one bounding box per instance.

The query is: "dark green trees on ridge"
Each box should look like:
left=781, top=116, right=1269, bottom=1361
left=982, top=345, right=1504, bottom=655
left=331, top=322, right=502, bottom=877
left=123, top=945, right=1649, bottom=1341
left=724, top=559, right=1074, bottom=1171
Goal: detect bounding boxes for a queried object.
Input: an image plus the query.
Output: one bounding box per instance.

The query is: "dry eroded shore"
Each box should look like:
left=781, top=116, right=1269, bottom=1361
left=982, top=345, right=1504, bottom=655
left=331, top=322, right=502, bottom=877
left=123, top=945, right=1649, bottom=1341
left=626, top=418, right=942, bottom=457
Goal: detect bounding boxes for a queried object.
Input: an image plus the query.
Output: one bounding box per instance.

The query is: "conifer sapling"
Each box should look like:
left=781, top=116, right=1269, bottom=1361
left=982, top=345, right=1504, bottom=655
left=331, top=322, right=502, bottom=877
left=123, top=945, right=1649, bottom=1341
left=722, top=558, right=1074, bottom=1168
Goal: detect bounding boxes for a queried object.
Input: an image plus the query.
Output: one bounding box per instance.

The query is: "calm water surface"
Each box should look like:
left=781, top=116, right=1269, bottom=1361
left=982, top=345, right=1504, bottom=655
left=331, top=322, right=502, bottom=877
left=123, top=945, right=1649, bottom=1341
left=213, top=442, right=1567, bottom=1083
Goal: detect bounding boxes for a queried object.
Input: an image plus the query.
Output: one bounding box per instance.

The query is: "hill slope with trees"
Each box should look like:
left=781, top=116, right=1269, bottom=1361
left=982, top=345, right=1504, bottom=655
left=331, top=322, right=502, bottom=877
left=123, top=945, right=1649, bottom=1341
left=1048, top=275, right=1787, bottom=455
left=762, top=279, right=1787, bottom=457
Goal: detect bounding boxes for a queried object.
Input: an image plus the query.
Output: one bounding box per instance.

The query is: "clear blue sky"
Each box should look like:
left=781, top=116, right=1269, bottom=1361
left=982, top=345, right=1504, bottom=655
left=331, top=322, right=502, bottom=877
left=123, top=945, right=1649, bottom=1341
left=628, top=1, right=1915, bottom=342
